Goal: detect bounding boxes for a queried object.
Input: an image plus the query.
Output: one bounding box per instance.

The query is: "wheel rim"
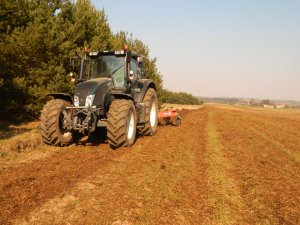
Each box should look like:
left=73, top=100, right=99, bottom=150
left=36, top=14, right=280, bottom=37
left=150, top=100, right=157, bottom=128
left=127, top=111, right=135, bottom=140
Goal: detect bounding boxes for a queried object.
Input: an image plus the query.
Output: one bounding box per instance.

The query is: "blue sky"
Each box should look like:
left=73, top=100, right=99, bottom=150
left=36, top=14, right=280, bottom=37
left=91, top=0, right=300, bottom=100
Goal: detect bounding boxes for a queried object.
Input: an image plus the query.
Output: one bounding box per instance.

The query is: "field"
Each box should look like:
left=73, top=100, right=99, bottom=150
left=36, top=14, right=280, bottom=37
left=0, top=105, right=299, bottom=225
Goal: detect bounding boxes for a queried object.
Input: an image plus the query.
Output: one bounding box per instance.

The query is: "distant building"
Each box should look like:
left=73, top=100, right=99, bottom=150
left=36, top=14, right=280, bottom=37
left=263, top=104, right=275, bottom=108
left=275, top=104, right=286, bottom=109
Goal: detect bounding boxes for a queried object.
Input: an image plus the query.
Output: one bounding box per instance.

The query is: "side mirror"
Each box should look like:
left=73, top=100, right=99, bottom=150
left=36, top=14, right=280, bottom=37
left=129, top=70, right=134, bottom=80
left=70, top=57, right=75, bottom=69
left=69, top=72, right=76, bottom=83
left=137, top=56, right=143, bottom=64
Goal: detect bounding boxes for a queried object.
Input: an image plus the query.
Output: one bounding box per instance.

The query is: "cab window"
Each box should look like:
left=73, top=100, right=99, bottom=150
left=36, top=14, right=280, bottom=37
left=90, top=55, right=125, bottom=88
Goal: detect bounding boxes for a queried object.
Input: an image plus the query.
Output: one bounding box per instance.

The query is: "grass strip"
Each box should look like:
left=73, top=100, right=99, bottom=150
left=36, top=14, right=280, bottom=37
left=205, top=110, right=244, bottom=225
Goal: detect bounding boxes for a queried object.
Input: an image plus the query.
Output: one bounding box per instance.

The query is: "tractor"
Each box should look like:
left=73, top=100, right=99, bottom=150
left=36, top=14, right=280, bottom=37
left=40, top=46, right=158, bottom=148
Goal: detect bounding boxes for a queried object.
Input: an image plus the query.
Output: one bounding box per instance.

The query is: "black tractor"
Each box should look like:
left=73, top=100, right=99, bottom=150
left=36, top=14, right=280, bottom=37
left=40, top=46, right=158, bottom=148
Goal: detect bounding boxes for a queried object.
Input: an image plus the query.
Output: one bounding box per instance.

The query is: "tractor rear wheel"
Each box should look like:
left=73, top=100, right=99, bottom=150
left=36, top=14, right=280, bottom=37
left=176, top=119, right=181, bottom=126
left=107, top=99, right=137, bottom=148
left=140, top=88, right=158, bottom=136
left=39, top=99, right=73, bottom=146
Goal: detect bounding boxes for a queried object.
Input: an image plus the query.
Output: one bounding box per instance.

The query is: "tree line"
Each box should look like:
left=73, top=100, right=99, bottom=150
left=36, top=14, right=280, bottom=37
left=160, top=90, right=202, bottom=105
left=0, top=0, right=201, bottom=121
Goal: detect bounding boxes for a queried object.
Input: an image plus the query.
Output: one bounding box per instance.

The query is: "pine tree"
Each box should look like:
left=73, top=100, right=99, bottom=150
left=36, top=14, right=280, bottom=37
left=0, top=0, right=199, bottom=120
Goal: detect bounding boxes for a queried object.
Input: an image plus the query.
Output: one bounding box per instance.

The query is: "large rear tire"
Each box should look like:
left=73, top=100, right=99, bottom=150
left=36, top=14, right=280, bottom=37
left=176, top=118, right=181, bottom=126
left=107, top=99, right=137, bottom=148
left=140, top=88, right=158, bottom=136
left=39, top=99, right=73, bottom=146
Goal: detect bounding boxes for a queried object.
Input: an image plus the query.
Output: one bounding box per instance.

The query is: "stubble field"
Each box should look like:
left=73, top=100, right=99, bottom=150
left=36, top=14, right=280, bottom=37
left=0, top=105, right=299, bottom=225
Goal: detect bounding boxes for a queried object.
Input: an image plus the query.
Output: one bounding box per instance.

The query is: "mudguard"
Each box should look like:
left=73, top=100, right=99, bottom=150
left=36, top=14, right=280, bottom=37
left=111, top=92, right=134, bottom=101
left=135, top=79, right=156, bottom=103
left=49, top=93, right=73, bottom=104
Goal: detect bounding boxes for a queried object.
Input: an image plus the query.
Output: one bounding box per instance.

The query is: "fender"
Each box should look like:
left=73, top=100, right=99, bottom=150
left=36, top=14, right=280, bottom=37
left=111, top=92, right=134, bottom=101
left=135, top=79, right=156, bottom=103
left=48, top=93, right=73, bottom=104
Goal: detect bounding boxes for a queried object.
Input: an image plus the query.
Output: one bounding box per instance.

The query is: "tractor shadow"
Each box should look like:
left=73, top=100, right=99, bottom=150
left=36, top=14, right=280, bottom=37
left=73, top=128, right=145, bottom=148
left=73, top=127, right=108, bottom=146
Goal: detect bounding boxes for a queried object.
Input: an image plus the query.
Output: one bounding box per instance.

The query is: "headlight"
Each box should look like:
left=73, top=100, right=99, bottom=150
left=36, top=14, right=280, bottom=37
left=74, top=95, right=79, bottom=107
left=85, top=94, right=95, bottom=107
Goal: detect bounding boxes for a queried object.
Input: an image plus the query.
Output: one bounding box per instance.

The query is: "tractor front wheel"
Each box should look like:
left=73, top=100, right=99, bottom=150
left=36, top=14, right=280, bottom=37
left=107, top=99, right=137, bottom=148
left=39, top=99, right=73, bottom=146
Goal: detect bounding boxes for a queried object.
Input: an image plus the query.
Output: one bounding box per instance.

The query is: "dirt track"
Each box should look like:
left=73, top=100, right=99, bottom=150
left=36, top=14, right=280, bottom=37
left=0, top=105, right=299, bottom=225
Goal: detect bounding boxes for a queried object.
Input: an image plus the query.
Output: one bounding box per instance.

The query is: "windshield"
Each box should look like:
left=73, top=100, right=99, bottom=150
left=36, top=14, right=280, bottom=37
left=90, top=55, right=125, bottom=88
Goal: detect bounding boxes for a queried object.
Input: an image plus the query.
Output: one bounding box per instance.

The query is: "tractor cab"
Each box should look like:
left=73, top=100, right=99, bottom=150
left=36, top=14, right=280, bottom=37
left=77, top=47, right=143, bottom=91
left=88, top=52, right=126, bottom=88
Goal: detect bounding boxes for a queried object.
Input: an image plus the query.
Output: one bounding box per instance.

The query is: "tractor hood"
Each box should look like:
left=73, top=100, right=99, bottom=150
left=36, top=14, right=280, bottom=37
left=74, top=78, right=112, bottom=107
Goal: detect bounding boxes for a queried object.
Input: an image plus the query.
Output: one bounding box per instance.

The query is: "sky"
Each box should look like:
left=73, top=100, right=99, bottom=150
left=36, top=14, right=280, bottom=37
left=91, top=0, right=300, bottom=101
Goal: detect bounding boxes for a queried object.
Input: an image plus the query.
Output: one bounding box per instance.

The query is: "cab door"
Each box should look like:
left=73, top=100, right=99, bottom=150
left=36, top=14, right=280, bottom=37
left=129, top=58, right=140, bottom=93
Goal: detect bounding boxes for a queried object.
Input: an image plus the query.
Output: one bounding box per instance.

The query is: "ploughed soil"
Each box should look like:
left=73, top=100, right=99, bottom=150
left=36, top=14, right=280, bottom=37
left=0, top=105, right=299, bottom=225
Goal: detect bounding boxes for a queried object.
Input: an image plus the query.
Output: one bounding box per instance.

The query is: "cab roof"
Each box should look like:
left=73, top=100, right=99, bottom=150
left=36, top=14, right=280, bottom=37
left=88, top=50, right=141, bottom=59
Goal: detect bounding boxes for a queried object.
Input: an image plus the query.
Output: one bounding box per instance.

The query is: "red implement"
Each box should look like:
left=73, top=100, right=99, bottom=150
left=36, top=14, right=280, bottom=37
left=158, top=108, right=181, bottom=126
